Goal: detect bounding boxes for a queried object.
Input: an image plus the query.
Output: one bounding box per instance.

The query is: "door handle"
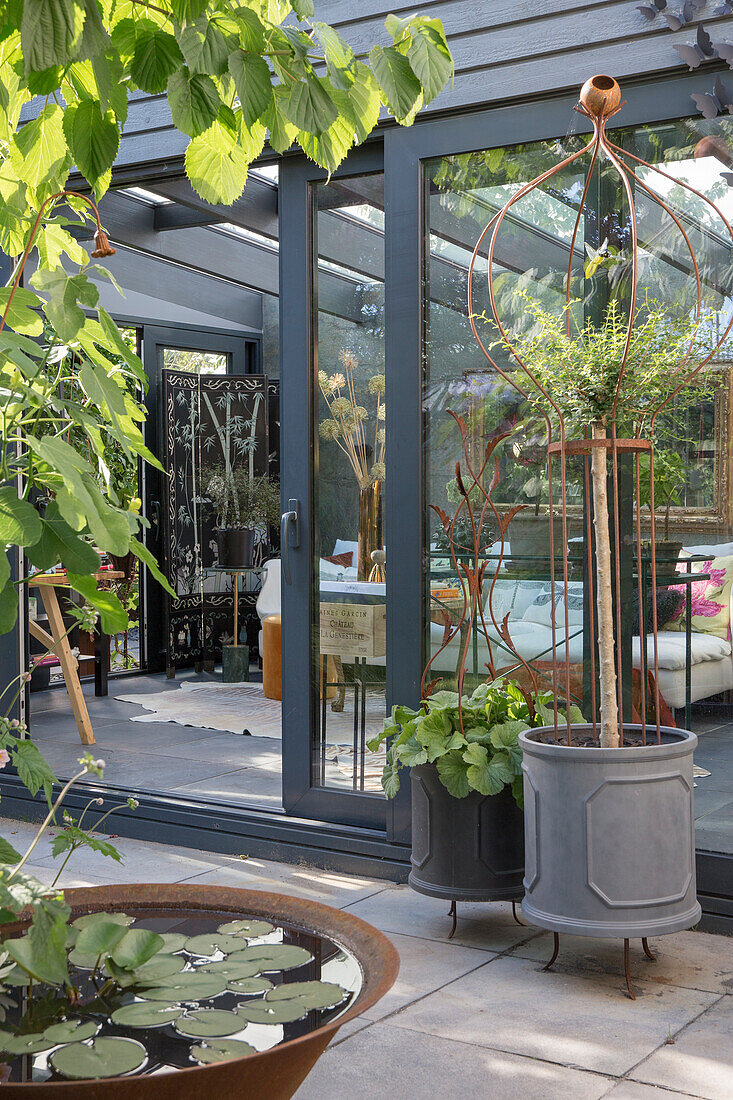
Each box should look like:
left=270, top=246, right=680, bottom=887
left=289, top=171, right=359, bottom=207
left=280, top=499, right=300, bottom=585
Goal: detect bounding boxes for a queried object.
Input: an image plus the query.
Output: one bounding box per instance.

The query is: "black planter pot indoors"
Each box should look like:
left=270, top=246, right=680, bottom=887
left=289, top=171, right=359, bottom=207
left=216, top=527, right=255, bottom=569
left=408, top=764, right=524, bottom=902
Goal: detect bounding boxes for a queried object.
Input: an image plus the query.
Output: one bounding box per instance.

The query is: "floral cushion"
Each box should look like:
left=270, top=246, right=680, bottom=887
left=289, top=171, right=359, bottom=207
left=667, top=555, right=733, bottom=639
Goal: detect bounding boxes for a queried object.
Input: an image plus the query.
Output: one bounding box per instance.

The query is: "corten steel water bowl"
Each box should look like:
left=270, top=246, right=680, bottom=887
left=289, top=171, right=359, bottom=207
left=2, top=884, right=399, bottom=1099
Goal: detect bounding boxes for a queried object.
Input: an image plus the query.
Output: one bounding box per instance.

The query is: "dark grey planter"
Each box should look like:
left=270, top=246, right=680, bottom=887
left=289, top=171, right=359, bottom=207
left=519, top=725, right=701, bottom=938
left=216, top=528, right=255, bottom=569
left=408, top=764, right=524, bottom=902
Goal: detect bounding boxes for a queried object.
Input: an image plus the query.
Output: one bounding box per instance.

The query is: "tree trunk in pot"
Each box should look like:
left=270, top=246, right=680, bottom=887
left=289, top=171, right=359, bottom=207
left=590, top=422, right=619, bottom=747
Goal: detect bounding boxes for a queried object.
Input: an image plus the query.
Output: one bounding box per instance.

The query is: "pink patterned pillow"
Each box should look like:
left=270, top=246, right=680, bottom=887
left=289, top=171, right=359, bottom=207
left=668, top=555, right=733, bottom=639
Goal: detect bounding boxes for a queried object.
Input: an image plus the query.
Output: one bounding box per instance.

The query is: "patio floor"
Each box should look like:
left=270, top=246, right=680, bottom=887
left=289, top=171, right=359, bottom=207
left=2, top=817, right=732, bottom=1099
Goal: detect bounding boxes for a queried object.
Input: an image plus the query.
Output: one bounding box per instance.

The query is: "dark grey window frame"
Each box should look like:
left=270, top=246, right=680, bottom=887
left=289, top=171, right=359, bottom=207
left=279, top=142, right=397, bottom=832
left=383, top=64, right=733, bottom=903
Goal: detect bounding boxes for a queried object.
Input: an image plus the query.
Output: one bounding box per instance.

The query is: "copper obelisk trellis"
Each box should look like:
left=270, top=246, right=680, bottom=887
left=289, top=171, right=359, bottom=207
left=467, top=74, right=733, bottom=748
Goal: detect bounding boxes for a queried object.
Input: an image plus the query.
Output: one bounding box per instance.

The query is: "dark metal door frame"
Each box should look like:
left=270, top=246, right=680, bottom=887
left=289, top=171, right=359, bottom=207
left=141, top=324, right=261, bottom=673
left=279, top=143, right=394, bottom=831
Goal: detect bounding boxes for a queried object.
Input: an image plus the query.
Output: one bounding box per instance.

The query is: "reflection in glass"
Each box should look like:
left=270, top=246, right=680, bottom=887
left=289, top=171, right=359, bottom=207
left=311, top=173, right=387, bottom=794
left=424, top=117, right=733, bottom=854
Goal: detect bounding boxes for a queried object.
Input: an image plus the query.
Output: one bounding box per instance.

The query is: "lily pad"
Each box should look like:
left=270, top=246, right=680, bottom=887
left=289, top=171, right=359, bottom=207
left=236, top=1000, right=309, bottom=1025
left=158, top=933, right=188, bottom=954
left=122, top=954, right=186, bottom=985
left=140, top=973, right=227, bottom=1001
left=50, top=1037, right=147, bottom=1079
left=0, top=1031, right=54, bottom=1055
left=67, top=946, right=101, bottom=972
left=217, top=919, right=274, bottom=938
left=197, top=958, right=262, bottom=980
left=173, top=1009, right=246, bottom=1039
left=44, top=1019, right=99, bottom=1044
left=111, top=1002, right=183, bottom=1028
left=184, top=933, right=250, bottom=957
left=3, top=966, right=30, bottom=987
left=191, top=1038, right=256, bottom=1064
left=232, top=944, right=314, bottom=971
left=227, top=977, right=274, bottom=995
left=68, top=948, right=100, bottom=970
left=266, top=981, right=348, bottom=1011
left=72, top=912, right=134, bottom=930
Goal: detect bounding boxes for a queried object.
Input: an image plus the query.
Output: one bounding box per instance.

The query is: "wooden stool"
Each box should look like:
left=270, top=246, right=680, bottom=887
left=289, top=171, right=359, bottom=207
left=262, top=614, right=282, bottom=700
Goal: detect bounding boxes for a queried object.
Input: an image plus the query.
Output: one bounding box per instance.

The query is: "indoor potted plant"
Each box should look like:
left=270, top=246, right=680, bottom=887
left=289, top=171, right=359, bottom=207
left=469, top=75, right=727, bottom=985
left=206, top=466, right=280, bottom=570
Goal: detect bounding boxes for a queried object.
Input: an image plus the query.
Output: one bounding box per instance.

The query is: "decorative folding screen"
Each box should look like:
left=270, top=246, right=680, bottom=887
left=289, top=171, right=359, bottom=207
left=162, top=370, right=269, bottom=670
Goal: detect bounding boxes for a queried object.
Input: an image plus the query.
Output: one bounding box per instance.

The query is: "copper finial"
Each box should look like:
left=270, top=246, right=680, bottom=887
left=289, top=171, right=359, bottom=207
left=91, top=228, right=116, bottom=258
left=579, top=74, right=621, bottom=119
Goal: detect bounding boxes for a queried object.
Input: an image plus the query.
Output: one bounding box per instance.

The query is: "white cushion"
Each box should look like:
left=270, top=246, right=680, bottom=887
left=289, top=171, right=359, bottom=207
left=633, top=630, right=731, bottom=672
left=332, top=539, right=358, bottom=559
left=683, top=541, right=733, bottom=558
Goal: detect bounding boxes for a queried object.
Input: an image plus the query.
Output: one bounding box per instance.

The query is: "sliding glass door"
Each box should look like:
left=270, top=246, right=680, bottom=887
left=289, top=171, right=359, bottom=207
left=280, top=148, right=395, bottom=829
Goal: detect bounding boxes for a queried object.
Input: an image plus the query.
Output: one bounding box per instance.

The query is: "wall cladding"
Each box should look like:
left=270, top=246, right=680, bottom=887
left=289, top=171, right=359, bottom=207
left=114, top=2, right=733, bottom=166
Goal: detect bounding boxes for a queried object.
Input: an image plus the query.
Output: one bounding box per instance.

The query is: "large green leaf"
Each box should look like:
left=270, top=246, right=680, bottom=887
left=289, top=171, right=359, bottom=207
left=406, top=22, right=453, bottom=105
left=369, top=44, right=421, bottom=122
left=12, top=739, right=57, bottom=801
left=0, top=582, right=18, bottom=635
left=109, top=927, right=164, bottom=970
left=92, top=48, right=128, bottom=123
left=185, top=112, right=248, bottom=205
left=27, top=894, right=71, bottom=985
left=170, top=0, right=207, bottom=23
left=191, top=1038, right=256, bottom=1064
left=129, top=536, right=174, bottom=598
left=0, top=286, right=44, bottom=337
left=282, top=73, right=338, bottom=135
left=30, top=266, right=99, bottom=343
left=348, top=62, right=381, bottom=143
left=67, top=573, right=128, bottom=634
left=173, top=1009, right=245, bottom=1038
left=262, top=88, right=297, bottom=154
left=436, top=749, right=470, bottom=797
left=313, top=22, right=356, bottom=90
left=228, top=50, right=272, bottom=128
left=131, top=22, right=183, bottom=94
left=20, top=0, right=85, bottom=72
left=178, top=18, right=232, bottom=76
left=63, top=99, right=119, bottom=193
left=75, top=918, right=128, bottom=957
left=168, top=69, right=221, bottom=137
left=0, top=837, right=22, bottom=864
left=0, top=485, right=41, bottom=546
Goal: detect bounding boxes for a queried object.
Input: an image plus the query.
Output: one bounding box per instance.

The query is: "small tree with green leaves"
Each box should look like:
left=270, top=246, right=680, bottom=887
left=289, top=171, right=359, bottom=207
left=491, top=294, right=713, bottom=746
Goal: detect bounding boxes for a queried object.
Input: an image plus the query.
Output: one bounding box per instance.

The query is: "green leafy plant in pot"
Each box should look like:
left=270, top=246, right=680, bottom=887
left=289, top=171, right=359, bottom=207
left=469, top=73, right=728, bottom=990
left=371, top=419, right=580, bottom=921
left=206, top=465, right=281, bottom=570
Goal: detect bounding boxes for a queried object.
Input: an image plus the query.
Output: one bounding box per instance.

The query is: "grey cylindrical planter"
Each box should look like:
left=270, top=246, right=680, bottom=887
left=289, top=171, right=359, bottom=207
left=519, top=725, right=701, bottom=938
left=408, top=764, right=524, bottom=902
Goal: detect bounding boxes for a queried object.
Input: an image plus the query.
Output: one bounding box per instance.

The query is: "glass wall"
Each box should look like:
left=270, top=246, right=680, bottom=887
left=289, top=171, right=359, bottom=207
left=310, top=172, right=387, bottom=795
left=424, top=115, right=733, bottom=855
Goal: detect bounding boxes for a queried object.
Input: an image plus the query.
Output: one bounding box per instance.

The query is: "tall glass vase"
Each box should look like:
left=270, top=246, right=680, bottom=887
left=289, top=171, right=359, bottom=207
left=357, top=480, right=383, bottom=581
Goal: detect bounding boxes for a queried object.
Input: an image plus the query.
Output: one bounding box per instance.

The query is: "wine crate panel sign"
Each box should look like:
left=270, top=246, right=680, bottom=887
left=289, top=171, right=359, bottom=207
left=319, top=603, right=386, bottom=658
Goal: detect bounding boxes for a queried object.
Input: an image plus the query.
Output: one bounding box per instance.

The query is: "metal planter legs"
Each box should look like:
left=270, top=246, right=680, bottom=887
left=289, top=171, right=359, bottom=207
left=519, top=725, right=701, bottom=937
left=408, top=764, right=524, bottom=902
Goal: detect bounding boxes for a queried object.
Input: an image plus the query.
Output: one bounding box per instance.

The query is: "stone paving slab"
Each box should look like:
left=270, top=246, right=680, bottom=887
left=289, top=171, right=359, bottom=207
left=342, top=886, right=536, bottom=951
left=293, top=1023, right=613, bottom=1100
left=630, top=995, right=733, bottom=1100
left=509, top=930, right=733, bottom=995
left=387, top=955, right=719, bottom=1077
